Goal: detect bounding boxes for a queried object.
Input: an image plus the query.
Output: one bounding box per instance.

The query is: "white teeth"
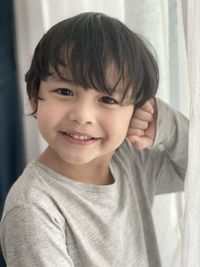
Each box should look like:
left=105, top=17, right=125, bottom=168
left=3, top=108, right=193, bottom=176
left=68, top=133, right=92, bottom=140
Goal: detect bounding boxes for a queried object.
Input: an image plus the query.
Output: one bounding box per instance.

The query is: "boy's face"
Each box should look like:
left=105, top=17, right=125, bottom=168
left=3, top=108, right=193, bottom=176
left=34, top=69, right=134, bottom=167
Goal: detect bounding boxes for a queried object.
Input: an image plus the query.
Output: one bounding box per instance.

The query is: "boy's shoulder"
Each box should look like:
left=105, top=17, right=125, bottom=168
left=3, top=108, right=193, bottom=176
left=1, top=140, right=152, bottom=222
left=1, top=161, right=60, bottom=221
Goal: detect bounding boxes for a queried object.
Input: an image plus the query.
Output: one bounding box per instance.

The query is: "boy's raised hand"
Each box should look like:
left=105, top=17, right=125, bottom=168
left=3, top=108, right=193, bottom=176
left=127, top=98, right=157, bottom=150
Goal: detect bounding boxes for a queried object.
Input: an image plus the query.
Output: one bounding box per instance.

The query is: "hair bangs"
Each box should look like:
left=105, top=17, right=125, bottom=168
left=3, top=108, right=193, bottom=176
left=35, top=14, right=136, bottom=104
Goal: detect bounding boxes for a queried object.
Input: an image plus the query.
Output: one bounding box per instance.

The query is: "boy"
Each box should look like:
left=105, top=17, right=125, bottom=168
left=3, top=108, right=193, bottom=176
left=0, top=12, right=188, bottom=267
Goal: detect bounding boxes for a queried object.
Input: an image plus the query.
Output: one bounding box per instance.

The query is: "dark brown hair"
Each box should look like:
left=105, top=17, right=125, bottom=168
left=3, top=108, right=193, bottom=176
left=25, top=12, right=159, bottom=115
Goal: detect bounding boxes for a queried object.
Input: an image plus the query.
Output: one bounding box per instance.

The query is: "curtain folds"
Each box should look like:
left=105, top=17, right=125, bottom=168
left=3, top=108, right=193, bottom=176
left=183, top=1, right=200, bottom=266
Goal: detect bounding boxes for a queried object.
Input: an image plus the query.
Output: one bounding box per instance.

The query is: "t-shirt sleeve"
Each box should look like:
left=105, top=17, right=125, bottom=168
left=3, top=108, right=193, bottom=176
left=123, top=97, right=188, bottom=197
left=0, top=203, right=75, bottom=267
left=146, top=98, right=189, bottom=194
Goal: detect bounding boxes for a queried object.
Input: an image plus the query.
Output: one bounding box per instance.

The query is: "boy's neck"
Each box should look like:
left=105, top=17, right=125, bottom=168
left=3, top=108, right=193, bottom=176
left=38, top=147, right=114, bottom=186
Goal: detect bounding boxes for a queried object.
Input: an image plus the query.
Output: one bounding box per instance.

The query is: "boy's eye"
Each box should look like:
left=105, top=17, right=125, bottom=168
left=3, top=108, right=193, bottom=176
left=55, top=88, right=73, bottom=96
left=99, top=96, right=118, bottom=105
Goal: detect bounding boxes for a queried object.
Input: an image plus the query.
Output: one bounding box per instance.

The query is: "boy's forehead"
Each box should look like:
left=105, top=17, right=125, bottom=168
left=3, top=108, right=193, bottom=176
left=106, top=63, right=120, bottom=83
left=105, top=63, right=130, bottom=92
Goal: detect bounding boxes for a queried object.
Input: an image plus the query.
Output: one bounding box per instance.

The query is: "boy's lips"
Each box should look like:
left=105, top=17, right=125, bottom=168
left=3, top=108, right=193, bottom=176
left=60, top=131, right=100, bottom=139
left=59, top=131, right=102, bottom=145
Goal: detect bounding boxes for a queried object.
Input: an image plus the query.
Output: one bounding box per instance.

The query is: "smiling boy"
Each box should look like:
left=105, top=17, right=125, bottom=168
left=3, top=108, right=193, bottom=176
left=0, top=12, right=188, bottom=267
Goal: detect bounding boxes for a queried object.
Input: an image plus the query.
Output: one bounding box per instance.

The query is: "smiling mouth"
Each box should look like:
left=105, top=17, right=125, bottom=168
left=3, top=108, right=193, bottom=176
left=60, top=131, right=101, bottom=144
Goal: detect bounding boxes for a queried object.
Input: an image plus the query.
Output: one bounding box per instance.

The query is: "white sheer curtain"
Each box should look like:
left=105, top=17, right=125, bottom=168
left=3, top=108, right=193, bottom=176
left=13, top=1, right=192, bottom=266
left=183, top=0, right=200, bottom=266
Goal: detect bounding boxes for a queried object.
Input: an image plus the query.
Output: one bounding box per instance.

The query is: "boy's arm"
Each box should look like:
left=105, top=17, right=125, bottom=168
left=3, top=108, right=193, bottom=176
left=127, top=97, right=189, bottom=193
left=0, top=204, right=75, bottom=267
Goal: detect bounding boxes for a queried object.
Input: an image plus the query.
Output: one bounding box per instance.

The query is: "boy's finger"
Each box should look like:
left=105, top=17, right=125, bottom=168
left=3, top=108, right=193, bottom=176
left=127, top=128, right=145, bottom=137
left=129, top=118, right=149, bottom=130
left=133, top=109, right=153, bottom=122
left=141, top=98, right=155, bottom=114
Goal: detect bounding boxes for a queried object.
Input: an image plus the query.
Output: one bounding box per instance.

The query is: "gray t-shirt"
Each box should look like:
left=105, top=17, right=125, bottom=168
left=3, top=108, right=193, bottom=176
left=0, top=99, right=188, bottom=267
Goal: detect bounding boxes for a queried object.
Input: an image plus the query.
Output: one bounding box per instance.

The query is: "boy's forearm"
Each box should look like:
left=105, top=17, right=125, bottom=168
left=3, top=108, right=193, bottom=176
left=153, top=98, right=189, bottom=175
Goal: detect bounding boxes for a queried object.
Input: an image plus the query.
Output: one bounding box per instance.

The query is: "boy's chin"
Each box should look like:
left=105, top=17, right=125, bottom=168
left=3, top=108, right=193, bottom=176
left=60, top=154, right=97, bottom=166
left=60, top=152, right=113, bottom=166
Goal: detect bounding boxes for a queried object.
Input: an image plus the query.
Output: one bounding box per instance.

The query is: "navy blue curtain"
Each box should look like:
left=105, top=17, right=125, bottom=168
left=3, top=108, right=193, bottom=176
left=0, top=0, right=25, bottom=265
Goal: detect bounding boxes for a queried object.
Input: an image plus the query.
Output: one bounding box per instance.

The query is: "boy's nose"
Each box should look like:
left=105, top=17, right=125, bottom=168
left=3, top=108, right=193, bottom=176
left=68, top=102, right=95, bottom=125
